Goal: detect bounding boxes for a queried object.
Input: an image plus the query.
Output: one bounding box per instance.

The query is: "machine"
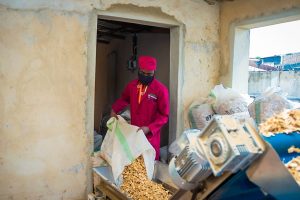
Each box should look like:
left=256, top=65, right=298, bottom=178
left=93, top=115, right=300, bottom=200
left=169, top=115, right=300, bottom=200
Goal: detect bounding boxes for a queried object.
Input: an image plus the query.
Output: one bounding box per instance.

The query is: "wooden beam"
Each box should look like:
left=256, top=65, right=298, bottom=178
left=97, top=31, right=125, bottom=40
left=97, top=39, right=110, bottom=44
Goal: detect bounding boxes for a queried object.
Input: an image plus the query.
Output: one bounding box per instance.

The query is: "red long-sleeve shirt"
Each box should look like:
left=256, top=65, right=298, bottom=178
left=112, top=79, right=169, bottom=160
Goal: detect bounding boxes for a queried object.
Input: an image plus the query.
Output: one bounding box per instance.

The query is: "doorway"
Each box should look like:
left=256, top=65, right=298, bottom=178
left=93, top=18, right=171, bottom=161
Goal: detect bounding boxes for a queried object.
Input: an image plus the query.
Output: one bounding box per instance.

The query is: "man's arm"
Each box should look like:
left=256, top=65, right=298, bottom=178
left=147, top=87, right=170, bottom=136
left=111, top=83, right=131, bottom=114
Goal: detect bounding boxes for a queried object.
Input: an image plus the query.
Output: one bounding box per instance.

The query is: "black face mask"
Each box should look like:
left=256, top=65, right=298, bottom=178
left=138, top=72, right=154, bottom=85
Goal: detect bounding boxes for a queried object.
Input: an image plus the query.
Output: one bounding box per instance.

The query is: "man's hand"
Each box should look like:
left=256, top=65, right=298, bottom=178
left=137, top=126, right=150, bottom=135
left=110, top=109, right=118, bottom=119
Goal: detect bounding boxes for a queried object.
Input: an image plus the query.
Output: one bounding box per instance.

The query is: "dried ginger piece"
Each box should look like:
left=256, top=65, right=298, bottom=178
left=288, top=110, right=300, bottom=128
left=288, top=146, right=300, bottom=154
left=285, top=156, right=300, bottom=185
left=259, top=110, right=300, bottom=137
left=120, top=156, right=171, bottom=200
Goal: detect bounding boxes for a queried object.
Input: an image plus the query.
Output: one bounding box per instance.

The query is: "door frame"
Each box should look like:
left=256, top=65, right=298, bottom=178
left=86, top=7, right=185, bottom=155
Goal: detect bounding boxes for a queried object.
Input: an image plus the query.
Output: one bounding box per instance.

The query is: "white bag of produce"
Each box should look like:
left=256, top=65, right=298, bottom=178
left=100, top=116, right=156, bottom=186
left=188, top=99, right=215, bottom=130
left=209, top=84, right=249, bottom=115
left=248, top=87, right=292, bottom=125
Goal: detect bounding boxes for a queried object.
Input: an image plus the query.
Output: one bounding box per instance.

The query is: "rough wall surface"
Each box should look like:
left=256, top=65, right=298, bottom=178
left=249, top=71, right=300, bottom=97
left=0, top=0, right=220, bottom=199
left=0, top=5, right=89, bottom=200
left=220, top=0, right=300, bottom=86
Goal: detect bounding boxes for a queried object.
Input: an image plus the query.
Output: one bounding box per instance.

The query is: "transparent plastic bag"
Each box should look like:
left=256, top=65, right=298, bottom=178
left=209, top=84, right=249, bottom=115
left=248, top=87, right=292, bottom=125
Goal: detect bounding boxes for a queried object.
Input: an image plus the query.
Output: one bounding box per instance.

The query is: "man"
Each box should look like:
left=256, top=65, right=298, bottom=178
left=111, top=56, right=170, bottom=160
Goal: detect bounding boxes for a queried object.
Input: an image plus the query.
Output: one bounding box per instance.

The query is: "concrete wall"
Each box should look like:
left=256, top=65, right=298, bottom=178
left=0, top=0, right=219, bottom=199
left=249, top=71, right=300, bottom=98
left=0, top=6, right=90, bottom=200
left=219, top=0, right=300, bottom=89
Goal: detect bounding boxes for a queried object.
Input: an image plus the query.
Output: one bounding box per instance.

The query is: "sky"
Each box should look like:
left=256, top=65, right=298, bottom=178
left=249, top=20, right=300, bottom=58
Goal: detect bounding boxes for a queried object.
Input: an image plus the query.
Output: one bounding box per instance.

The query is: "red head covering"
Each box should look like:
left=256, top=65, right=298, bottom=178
left=138, top=56, right=157, bottom=71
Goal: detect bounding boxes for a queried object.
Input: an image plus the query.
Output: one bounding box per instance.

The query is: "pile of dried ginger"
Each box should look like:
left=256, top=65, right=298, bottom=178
left=120, top=156, right=171, bottom=200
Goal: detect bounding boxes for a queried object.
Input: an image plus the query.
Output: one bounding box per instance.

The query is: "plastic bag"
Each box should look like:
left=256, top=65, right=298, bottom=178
left=100, top=116, right=156, bottom=186
left=248, top=87, right=292, bottom=125
left=209, top=84, right=249, bottom=115
left=188, top=99, right=215, bottom=130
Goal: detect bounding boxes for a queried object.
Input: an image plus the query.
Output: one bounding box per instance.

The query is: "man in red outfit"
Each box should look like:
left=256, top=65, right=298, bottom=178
left=111, top=56, right=170, bottom=160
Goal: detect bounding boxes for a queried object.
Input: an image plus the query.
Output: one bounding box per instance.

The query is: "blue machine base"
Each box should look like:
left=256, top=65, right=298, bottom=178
left=206, top=132, right=300, bottom=200
left=262, top=131, right=300, bottom=163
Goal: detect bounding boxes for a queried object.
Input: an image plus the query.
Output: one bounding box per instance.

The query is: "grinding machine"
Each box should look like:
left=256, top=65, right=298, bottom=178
left=93, top=115, right=300, bottom=200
